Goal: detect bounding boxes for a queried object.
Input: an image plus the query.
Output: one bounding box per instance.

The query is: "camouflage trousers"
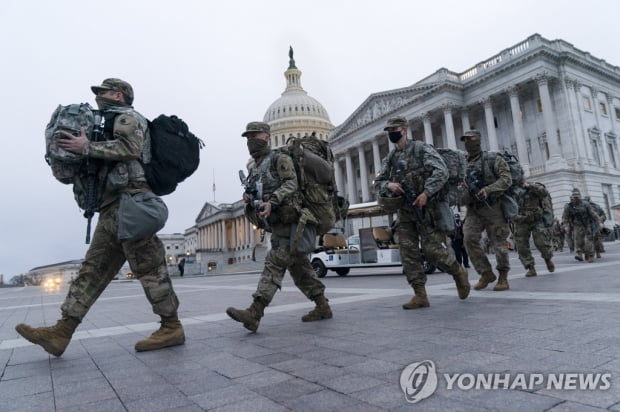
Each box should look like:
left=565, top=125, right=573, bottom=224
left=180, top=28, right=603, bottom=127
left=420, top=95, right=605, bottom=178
left=514, top=221, right=553, bottom=269
left=593, top=233, right=605, bottom=253
left=396, top=209, right=460, bottom=287
left=252, top=225, right=325, bottom=305
left=552, top=231, right=565, bottom=251
left=61, top=201, right=179, bottom=321
left=463, top=203, right=510, bottom=274
left=572, top=224, right=594, bottom=258
left=566, top=228, right=574, bottom=251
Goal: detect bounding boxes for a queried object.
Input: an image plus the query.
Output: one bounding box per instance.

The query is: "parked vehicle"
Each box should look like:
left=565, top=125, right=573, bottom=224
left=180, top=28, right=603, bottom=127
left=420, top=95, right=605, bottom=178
left=310, top=202, right=436, bottom=278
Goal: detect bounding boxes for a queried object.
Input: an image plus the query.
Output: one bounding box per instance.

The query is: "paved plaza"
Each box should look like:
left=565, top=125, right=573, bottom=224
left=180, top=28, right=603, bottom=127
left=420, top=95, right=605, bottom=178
left=1, top=243, right=620, bottom=411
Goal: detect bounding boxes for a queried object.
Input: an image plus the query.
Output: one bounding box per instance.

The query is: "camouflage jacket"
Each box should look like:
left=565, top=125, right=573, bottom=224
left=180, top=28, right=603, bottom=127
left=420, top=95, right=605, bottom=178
left=589, top=201, right=607, bottom=223
left=562, top=200, right=600, bottom=228
left=513, top=183, right=547, bottom=225
left=373, top=139, right=448, bottom=204
left=461, top=152, right=512, bottom=206
left=82, top=106, right=150, bottom=208
left=245, top=150, right=300, bottom=228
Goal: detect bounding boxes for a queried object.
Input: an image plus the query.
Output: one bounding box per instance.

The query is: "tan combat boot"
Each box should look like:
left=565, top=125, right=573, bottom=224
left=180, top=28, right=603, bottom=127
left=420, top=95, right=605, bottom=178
left=135, top=314, right=185, bottom=352
left=493, top=271, right=510, bottom=291
left=226, top=300, right=265, bottom=332
left=473, top=271, right=497, bottom=290
left=15, top=317, right=79, bottom=357
left=452, top=267, right=471, bottom=300
left=302, top=294, right=333, bottom=322
left=525, top=265, right=537, bottom=277
left=545, top=259, right=555, bottom=272
left=402, top=285, right=430, bottom=309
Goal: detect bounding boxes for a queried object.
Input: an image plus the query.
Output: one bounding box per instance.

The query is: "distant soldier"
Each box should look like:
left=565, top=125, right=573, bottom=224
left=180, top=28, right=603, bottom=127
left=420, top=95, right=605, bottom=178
left=584, top=196, right=607, bottom=258
left=450, top=213, right=470, bottom=268
left=562, top=188, right=601, bottom=263
left=551, top=218, right=565, bottom=252
left=374, top=116, right=470, bottom=309
left=460, top=130, right=512, bottom=291
left=512, top=182, right=555, bottom=277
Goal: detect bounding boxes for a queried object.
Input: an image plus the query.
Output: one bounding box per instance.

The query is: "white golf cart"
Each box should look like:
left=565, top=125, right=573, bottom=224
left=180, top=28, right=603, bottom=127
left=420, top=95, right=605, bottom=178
left=310, top=202, right=436, bottom=278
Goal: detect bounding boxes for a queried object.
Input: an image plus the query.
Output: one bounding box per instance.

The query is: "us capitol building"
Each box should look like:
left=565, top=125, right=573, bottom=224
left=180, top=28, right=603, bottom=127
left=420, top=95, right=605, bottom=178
left=187, top=34, right=620, bottom=273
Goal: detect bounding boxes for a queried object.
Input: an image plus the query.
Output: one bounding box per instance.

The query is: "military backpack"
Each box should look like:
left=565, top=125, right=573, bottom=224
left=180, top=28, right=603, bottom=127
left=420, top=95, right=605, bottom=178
left=275, top=133, right=348, bottom=239
left=537, top=183, right=554, bottom=227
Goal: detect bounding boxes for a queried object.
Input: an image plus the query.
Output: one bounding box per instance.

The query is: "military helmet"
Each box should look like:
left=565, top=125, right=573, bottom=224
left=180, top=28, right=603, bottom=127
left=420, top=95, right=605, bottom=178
left=378, top=193, right=404, bottom=212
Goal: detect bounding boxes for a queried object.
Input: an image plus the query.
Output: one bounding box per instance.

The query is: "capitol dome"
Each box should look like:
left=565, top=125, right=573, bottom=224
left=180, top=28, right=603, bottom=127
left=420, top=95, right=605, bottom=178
left=263, top=47, right=334, bottom=148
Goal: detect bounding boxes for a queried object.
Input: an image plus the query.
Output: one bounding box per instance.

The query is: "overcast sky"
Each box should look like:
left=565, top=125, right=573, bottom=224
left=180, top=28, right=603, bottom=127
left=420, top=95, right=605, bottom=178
left=1, top=0, right=618, bottom=279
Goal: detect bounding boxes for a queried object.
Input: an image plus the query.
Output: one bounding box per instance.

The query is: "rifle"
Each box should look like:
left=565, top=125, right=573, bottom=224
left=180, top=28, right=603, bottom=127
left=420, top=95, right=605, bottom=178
left=239, top=170, right=270, bottom=232
left=465, top=170, right=492, bottom=208
left=83, top=111, right=105, bottom=244
left=392, top=160, right=427, bottom=236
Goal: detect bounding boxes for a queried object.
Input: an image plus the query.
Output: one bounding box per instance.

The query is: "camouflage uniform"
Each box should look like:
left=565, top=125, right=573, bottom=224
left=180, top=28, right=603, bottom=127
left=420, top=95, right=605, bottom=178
left=562, top=189, right=600, bottom=262
left=374, top=116, right=470, bottom=308
left=460, top=130, right=512, bottom=290
left=227, top=122, right=331, bottom=332
left=551, top=218, right=565, bottom=252
left=16, top=79, right=182, bottom=356
left=584, top=197, right=606, bottom=257
left=512, top=183, right=554, bottom=276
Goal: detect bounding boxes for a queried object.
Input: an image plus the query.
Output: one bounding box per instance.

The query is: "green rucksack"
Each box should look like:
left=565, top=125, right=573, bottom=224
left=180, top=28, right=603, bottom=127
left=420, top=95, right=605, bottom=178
left=276, top=133, right=348, bottom=243
left=537, top=183, right=554, bottom=227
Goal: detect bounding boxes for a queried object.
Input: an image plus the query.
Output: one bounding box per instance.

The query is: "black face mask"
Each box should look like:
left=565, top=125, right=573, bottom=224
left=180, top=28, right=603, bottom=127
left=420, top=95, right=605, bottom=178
left=95, top=96, right=127, bottom=110
left=388, top=131, right=402, bottom=143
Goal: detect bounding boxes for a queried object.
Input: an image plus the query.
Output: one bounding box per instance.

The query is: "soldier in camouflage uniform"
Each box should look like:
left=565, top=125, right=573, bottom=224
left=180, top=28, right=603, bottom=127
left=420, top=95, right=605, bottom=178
left=16, top=79, right=183, bottom=357
left=584, top=196, right=607, bottom=258
left=512, top=182, right=555, bottom=277
left=226, top=122, right=332, bottom=332
left=562, top=188, right=601, bottom=263
left=551, top=218, right=565, bottom=252
left=374, top=117, right=470, bottom=309
left=460, top=130, right=512, bottom=291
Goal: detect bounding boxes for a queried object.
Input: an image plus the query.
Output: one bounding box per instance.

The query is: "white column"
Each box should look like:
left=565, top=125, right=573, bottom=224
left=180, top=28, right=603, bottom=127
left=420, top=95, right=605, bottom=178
left=249, top=219, right=255, bottom=246
left=334, top=156, right=344, bottom=195
left=574, top=82, right=594, bottom=163
left=372, top=140, right=382, bottom=177
left=481, top=97, right=499, bottom=151
left=460, top=108, right=471, bottom=134
left=591, top=88, right=610, bottom=166
left=221, top=220, right=227, bottom=251
left=422, top=112, right=433, bottom=145
left=442, top=103, right=457, bottom=149
left=357, top=144, right=369, bottom=202
left=345, top=151, right=357, bottom=204
left=507, top=86, right=530, bottom=177
left=535, top=73, right=562, bottom=159
left=607, top=94, right=617, bottom=135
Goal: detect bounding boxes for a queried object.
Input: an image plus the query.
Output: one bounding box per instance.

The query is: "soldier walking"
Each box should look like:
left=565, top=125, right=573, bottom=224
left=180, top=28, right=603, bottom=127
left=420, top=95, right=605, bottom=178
left=16, top=79, right=184, bottom=356
left=460, top=130, right=512, bottom=291
left=374, top=116, right=470, bottom=309
left=562, top=188, right=601, bottom=263
left=584, top=196, right=607, bottom=258
left=226, top=122, right=332, bottom=332
left=512, top=181, right=555, bottom=277
left=551, top=218, right=565, bottom=252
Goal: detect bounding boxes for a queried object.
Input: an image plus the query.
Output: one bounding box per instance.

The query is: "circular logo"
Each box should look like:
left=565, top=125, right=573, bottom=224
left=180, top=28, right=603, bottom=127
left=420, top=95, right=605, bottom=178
left=399, top=360, right=438, bottom=403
